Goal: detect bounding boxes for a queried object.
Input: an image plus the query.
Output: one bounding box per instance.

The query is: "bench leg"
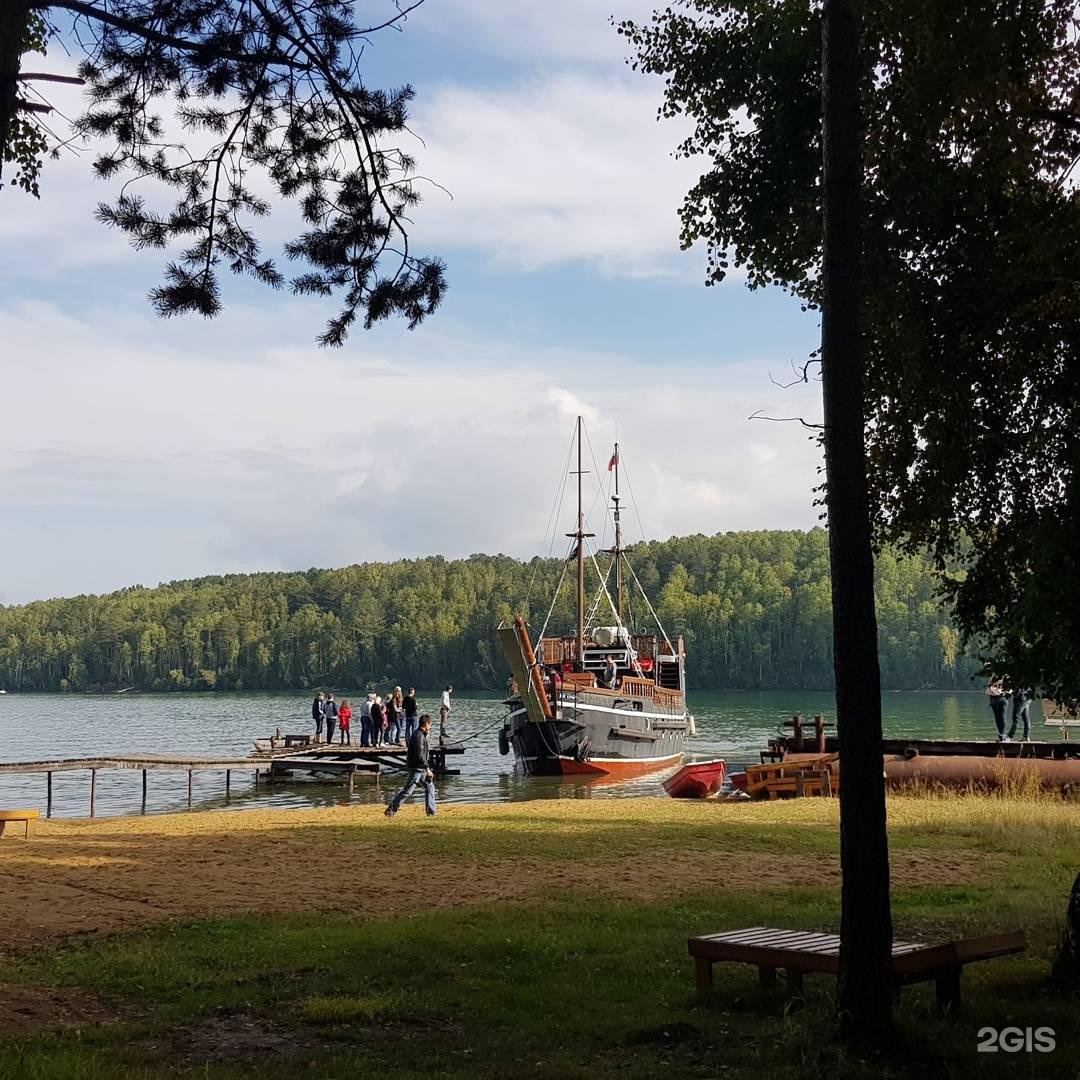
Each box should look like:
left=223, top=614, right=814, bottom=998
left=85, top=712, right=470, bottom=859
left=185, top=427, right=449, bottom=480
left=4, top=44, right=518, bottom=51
left=758, top=965, right=777, bottom=989
left=695, top=956, right=714, bottom=993
left=935, top=967, right=961, bottom=1013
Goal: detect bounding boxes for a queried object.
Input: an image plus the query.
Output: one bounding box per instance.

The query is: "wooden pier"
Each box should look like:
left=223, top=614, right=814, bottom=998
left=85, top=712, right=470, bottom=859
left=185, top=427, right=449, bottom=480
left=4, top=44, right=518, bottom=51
left=0, top=742, right=466, bottom=817
left=0, top=754, right=266, bottom=817
left=766, top=712, right=1080, bottom=763
left=767, top=733, right=1080, bottom=762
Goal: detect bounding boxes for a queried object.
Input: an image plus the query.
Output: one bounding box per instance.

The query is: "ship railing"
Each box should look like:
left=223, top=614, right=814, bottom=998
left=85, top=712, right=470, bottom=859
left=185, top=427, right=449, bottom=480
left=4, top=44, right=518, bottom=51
left=619, top=676, right=655, bottom=699
left=540, top=634, right=660, bottom=665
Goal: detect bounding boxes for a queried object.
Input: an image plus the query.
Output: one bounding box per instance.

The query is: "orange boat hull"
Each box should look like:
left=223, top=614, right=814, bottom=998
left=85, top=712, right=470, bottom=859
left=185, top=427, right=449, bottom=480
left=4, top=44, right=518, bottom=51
left=535, top=753, right=683, bottom=778
left=663, top=759, right=727, bottom=798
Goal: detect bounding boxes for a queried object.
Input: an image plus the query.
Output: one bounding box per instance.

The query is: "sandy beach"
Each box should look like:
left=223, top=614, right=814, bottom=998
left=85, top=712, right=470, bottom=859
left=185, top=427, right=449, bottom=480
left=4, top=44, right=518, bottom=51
left=0, top=799, right=990, bottom=952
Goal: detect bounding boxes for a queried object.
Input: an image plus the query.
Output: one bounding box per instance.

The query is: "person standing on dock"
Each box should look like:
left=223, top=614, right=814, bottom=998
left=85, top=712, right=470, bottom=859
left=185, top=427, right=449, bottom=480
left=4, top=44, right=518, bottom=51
left=324, top=694, right=339, bottom=746
left=385, top=690, right=400, bottom=745
left=370, top=695, right=385, bottom=747
left=338, top=699, right=352, bottom=745
left=384, top=714, right=437, bottom=818
left=440, top=684, right=453, bottom=739
left=987, top=679, right=1009, bottom=741
left=403, top=687, right=418, bottom=741
left=312, top=692, right=325, bottom=743
left=1008, top=688, right=1032, bottom=742
left=360, top=693, right=374, bottom=747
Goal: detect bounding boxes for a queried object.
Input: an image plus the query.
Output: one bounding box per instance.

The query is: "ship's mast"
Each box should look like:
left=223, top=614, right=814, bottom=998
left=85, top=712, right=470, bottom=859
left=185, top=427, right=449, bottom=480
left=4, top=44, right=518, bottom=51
left=566, top=415, right=593, bottom=669
left=576, top=416, right=586, bottom=666
left=612, top=441, right=623, bottom=623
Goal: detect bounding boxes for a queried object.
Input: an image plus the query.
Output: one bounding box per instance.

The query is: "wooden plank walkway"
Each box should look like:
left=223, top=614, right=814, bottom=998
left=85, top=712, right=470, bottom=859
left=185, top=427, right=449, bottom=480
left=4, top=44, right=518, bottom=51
left=0, top=743, right=467, bottom=817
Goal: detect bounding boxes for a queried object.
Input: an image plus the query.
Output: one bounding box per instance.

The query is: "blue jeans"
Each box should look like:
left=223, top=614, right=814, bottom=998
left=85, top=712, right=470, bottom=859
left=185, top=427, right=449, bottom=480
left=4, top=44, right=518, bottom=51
left=388, top=769, right=437, bottom=815
left=360, top=716, right=372, bottom=747
left=325, top=716, right=336, bottom=745
left=403, top=715, right=417, bottom=741
left=990, top=697, right=1007, bottom=738
left=387, top=719, right=400, bottom=743
left=1008, top=702, right=1031, bottom=741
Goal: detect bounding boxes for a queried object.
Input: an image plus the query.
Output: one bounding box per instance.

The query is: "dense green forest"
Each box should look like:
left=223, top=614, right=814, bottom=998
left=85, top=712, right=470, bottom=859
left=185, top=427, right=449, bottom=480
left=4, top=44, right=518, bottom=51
left=0, top=530, right=978, bottom=692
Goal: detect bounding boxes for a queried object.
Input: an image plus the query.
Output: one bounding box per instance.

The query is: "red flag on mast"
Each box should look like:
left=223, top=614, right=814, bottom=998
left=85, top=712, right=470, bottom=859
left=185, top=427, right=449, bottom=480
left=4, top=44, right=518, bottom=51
left=608, top=448, right=618, bottom=471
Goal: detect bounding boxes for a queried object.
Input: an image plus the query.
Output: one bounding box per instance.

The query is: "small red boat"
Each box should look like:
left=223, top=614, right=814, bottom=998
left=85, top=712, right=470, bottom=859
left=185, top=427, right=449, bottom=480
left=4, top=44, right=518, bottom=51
left=663, top=759, right=727, bottom=799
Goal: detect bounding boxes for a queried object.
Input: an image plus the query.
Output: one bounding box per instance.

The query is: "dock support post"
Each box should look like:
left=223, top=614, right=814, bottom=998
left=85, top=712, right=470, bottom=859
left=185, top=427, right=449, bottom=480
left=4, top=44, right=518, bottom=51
left=142, top=769, right=147, bottom=814
left=225, top=769, right=231, bottom=801
left=187, top=770, right=193, bottom=809
left=348, top=767, right=355, bottom=795
left=90, top=769, right=97, bottom=817
left=814, top=714, right=826, bottom=753
left=791, top=714, right=804, bottom=752
left=46, top=771, right=52, bottom=818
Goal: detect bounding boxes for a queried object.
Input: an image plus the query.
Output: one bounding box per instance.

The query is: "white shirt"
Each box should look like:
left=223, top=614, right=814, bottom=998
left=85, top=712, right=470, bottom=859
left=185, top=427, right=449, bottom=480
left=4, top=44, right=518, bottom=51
left=441, top=690, right=451, bottom=710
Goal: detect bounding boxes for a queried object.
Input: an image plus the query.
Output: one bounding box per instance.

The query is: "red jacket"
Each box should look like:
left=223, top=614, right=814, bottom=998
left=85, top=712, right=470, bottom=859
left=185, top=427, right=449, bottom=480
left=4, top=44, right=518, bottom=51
left=338, top=705, right=352, bottom=728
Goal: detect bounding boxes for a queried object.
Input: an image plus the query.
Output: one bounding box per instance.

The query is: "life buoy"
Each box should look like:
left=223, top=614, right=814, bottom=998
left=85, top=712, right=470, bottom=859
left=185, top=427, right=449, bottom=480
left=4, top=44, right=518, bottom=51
left=498, top=727, right=511, bottom=756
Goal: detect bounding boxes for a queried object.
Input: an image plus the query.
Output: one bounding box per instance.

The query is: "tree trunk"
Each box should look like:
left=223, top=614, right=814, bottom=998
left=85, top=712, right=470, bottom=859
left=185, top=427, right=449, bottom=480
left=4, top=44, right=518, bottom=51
left=821, top=0, right=893, bottom=1040
left=1053, top=870, right=1080, bottom=986
left=0, top=2, right=31, bottom=181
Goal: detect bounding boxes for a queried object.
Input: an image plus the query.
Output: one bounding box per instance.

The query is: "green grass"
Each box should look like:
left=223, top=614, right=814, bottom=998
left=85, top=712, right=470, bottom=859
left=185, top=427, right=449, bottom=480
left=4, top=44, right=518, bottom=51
left=2, top=794, right=1080, bottom=1079
left=299, top=992, right=408, bottom=1025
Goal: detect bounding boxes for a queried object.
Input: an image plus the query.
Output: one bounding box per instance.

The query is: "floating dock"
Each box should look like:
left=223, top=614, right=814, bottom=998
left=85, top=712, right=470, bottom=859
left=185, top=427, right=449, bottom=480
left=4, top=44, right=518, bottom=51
left=265, top=743, right=465, bottom=791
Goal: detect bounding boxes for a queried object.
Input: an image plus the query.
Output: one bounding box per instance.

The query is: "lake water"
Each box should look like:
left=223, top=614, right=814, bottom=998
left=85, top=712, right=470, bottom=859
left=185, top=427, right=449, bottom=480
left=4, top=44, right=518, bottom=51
left=0, top=690, right=1039, bottom=819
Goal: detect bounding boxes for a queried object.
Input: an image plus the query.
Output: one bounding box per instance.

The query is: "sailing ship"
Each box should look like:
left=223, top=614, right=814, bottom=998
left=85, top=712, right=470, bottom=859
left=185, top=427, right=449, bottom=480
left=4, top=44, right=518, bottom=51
left=498, top=417, right=693, bottom=776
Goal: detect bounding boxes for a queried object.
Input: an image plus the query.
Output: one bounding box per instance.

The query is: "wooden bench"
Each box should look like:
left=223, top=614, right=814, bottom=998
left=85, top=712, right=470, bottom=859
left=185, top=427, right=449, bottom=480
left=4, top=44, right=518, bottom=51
left=0, top=808, right=40, bottom=839
left=689, top=926, right=1026, bottom=1011
left=1043, top=700, right=1080, bottom=741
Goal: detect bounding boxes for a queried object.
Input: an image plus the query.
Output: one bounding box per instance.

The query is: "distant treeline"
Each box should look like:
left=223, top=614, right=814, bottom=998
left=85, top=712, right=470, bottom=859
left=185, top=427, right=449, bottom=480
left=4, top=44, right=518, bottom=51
left=0, top=530, right=978, bottom=693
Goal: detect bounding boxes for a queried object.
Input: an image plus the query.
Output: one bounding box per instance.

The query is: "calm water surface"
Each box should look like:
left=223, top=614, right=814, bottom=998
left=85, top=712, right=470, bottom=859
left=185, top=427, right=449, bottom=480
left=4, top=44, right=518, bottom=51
left=0, top=689, right=1036, bottom=818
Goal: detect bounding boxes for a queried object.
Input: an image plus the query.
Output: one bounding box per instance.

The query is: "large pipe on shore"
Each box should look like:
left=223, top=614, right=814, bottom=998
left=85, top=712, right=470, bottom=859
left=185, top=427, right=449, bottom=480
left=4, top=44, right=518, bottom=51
left=884, top=753, right=1080, bottom=792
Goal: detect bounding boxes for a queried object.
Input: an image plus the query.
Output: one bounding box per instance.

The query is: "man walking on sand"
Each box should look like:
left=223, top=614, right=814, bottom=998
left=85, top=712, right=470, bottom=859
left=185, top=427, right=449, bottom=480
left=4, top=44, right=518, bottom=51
left=385, top=714, right=437, bottom=817
left=439, top=684, right=453, bottom=739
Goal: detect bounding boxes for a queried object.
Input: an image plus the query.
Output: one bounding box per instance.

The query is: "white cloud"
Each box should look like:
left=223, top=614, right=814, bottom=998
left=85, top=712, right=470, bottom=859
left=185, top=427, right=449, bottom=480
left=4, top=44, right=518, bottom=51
left=412, top=0, right=660, bottom=65
left=408, top=73, right=699, bottom=275
left=0, top=300, right=823, bottom=604
left=7, top=8, right=701, bottom=284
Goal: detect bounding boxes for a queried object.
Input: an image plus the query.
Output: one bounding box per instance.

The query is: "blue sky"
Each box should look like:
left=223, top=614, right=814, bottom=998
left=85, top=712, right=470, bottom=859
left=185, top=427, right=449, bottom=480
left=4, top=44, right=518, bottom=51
left=0, top=0, right=823, bottom=604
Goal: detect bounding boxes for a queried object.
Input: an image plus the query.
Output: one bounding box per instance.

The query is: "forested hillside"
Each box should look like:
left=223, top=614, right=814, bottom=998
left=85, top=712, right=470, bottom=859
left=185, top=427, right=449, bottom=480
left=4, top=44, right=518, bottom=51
left=0, top=530, right=977, bottom=692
